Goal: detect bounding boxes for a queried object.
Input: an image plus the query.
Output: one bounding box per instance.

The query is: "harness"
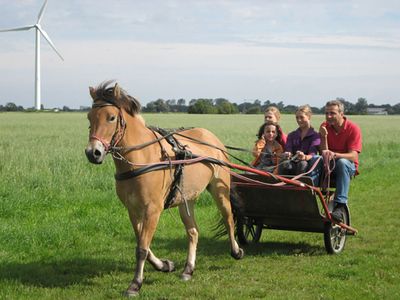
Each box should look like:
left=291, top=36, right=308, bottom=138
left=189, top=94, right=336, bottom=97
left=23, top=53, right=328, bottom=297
left=115, top=126, right=193, bottom=209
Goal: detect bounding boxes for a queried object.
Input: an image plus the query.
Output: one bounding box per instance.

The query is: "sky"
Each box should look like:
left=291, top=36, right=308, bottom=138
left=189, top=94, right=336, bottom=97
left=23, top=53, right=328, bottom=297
left=0, top=0, right=399, bottom=109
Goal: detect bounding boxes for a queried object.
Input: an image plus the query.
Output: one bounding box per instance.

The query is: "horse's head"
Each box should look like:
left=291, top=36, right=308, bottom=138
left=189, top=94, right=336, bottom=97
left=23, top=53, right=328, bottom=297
left=85, top=80, right=141, bottom=164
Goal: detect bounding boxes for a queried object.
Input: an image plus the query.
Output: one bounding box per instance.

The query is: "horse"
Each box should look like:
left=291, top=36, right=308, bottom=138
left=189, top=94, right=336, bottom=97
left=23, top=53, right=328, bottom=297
left=85, top=81, right=244, bottom=296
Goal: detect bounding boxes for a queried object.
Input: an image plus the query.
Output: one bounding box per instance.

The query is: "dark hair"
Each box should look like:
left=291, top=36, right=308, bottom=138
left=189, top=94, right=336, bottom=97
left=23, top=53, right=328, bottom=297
left=91, top=80, right=141, bottom=116
left=257, top=120, right=281, bottom=141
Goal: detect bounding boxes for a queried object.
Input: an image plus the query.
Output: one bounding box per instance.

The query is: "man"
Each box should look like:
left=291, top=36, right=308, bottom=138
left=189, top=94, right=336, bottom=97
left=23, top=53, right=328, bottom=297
left=319, top=100, right=362, bottom=221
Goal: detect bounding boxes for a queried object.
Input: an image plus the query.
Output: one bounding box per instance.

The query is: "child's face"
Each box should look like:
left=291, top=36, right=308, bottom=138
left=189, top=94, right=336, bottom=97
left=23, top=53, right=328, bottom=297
left=263, top=125, right=277, bottom=142
left=296, top=112, right=311, bottom=128
left=264, top=112, right=278, bottom=123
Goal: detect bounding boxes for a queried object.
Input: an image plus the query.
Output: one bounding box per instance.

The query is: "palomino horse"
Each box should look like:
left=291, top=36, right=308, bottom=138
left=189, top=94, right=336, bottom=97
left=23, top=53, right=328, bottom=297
left=85, top=81, right=243, bottom=296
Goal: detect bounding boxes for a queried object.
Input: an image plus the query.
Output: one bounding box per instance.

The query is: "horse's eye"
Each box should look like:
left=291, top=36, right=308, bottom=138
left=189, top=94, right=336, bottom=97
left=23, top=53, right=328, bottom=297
left=88, top=125, right=91, bottom=129
left=109, top=115, right=117, bottom=122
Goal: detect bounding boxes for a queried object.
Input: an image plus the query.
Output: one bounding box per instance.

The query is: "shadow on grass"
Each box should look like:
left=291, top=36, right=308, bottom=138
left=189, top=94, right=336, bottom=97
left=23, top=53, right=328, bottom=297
left=240, top=240, right=326, bottom=256
left=0, top=237, right=324, bottom=288
left=150, top=235, right=326, bottom=259
left=0, top=258, right=131, bottom=288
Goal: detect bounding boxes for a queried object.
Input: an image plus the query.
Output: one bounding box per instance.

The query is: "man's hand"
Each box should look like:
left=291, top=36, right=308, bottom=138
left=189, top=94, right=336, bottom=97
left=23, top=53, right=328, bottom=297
left=322, top=149, right=335, bottom=160
left=319, top=124, right=328, bottom=138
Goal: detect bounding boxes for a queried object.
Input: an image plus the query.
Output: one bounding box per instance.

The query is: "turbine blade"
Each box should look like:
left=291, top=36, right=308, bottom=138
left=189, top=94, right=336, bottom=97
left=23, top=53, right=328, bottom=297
left=0, top=25, right=35, bottom=32
left=37, top=0, right=49, bottom=24
left=37, top=26, right=64, bottom=61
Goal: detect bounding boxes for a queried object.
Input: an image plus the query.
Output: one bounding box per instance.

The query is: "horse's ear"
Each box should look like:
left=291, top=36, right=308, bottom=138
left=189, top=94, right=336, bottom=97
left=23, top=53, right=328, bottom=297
left=113, top=83, right=121, bottom=100
left=89, top=86, right=96, bottom=100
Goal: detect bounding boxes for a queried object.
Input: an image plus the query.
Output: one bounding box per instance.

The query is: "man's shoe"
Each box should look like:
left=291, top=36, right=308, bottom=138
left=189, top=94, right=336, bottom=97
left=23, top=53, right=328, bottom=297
left=330, top=203, right=345, bottom=222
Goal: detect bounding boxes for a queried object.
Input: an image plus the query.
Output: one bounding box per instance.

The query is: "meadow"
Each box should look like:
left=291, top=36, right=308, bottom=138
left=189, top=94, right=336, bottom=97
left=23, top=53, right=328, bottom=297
left=0, top=112, right=399, bottom=299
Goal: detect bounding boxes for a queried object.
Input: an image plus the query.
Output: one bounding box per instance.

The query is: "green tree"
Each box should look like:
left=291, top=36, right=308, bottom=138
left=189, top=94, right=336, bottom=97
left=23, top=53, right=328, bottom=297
left=246, top=106, right=261, bottom=114
left=216, top=99, right=238, bottom=114
left=177, top=98, right=186, bottom=106
left=188, top=99, right=217, bottom=114
left=5, top=102, right=18, bottom=111
left=354, top=98, right=368, bottom=114
left=144, top=99, right=170, bottom=112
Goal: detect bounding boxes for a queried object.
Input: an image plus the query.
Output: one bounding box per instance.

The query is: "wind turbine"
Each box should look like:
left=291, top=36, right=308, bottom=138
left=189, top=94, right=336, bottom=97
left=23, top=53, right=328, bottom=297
left=0, top=0, right=63, bottom=110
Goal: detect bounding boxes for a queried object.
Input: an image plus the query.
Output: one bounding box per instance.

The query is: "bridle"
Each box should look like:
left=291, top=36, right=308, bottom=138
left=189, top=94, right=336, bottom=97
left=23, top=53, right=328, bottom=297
left=89, top=102, right=126, bottom=153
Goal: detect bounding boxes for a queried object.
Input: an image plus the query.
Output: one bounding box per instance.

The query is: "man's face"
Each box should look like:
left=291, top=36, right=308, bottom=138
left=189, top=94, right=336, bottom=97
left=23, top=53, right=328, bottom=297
left=325, top=105, right=344, bottom=126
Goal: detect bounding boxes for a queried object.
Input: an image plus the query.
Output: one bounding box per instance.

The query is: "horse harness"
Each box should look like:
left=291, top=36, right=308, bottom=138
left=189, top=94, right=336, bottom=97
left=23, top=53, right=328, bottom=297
left=114, top=126, right=194, bottom=210
left=149, top=126, right=193, bottom=209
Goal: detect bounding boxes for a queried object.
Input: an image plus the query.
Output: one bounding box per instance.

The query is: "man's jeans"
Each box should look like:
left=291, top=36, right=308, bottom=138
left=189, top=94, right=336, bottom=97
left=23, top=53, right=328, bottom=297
left=332, top=158, right=356, bottom=204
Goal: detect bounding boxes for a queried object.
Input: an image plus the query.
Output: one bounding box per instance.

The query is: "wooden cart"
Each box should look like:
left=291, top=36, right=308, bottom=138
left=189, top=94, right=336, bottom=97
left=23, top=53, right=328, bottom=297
left=231, top=173, right=356, bottom=254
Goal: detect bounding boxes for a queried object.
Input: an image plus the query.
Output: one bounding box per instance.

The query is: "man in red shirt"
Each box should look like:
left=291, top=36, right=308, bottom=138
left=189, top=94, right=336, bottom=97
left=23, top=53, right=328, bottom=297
left=319, top=100, right=362, bottom=221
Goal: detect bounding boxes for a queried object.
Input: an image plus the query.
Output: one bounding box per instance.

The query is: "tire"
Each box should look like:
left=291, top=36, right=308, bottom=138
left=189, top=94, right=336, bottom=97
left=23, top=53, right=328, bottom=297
left=324, top=205, right=349, bottom=254
left=236, top=216, right=263, bottom=245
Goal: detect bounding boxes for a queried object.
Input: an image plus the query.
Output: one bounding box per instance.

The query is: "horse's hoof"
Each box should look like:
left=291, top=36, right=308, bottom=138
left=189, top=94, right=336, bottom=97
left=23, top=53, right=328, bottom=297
left=231, top=248, right=244, bottom=260
left=123, top=281, right=141, bottom=297
left=161, top=259, right=175, bottom=272
left=181, top=273, right=192, bottom=281
left=123, top=290, right=139, bottom=297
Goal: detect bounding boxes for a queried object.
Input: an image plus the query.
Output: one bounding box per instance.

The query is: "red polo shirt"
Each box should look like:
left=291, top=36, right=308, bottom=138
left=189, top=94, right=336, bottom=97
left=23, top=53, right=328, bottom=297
left=322, top=117, right=362, bottom=171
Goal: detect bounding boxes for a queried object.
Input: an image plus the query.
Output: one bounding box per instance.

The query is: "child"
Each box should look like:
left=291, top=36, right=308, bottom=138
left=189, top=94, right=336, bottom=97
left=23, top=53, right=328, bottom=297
left=278, top=105, right=321, bottom=184
left=252, top=121, right=283, bottom=174
left=253, top=106, right=287, bottom=159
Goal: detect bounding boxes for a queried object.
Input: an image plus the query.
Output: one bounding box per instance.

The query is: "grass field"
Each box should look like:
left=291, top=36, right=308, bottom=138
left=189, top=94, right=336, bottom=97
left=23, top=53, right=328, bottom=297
left=1, top=112, right=400, bottom=299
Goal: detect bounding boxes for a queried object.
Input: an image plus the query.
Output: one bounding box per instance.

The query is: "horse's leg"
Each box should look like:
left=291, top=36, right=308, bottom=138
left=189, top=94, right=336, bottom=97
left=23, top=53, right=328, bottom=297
left=127, top=209, right=174, bottom=273
left=147, top=249, right=175, bottom=272
left=208, top=175, right=244, bottom=260
left=125, top=205, right=164, bottom=297
left=178, top=201, right=198, bottom=281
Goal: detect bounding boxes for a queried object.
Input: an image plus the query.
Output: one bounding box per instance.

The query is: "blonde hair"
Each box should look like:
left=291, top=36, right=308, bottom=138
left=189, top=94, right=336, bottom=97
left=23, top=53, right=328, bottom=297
left=264, top=106, right=281, bottom=122
left=296, top=104, right=312, bottom=118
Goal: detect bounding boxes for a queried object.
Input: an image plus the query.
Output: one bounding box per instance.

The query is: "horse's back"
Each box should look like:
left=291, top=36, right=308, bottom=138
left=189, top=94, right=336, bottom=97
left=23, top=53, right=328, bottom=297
left=179, top=127, right=228, bottom=160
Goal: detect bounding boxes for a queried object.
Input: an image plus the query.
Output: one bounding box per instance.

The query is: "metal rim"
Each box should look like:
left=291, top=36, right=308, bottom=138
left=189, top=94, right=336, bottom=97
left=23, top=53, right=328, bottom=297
left=236, top=217, right=263, bottom=245
left=324, top=206, right=349, bottom=254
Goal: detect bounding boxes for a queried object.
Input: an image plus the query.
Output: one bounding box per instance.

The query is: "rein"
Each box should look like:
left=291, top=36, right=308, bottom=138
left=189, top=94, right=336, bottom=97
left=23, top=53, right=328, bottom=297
left=89, top=103, right=304, bottom=175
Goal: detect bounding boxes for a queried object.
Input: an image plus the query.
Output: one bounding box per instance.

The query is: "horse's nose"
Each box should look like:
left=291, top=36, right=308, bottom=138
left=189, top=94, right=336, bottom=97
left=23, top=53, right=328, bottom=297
left=85, top=145, right=104, bottom=164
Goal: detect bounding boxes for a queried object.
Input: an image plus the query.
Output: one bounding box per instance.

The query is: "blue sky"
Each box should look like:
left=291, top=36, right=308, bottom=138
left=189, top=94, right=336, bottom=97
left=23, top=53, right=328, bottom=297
left=0, top=0, right=399, bottom=109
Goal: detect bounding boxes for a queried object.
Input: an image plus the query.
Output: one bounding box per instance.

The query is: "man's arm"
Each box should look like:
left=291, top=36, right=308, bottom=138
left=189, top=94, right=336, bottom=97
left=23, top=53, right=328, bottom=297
left=334, top=150, right=358, bottom=162
left=319, top=124, right=328, bottom=151
left=319, top=123, right=359, bottom=162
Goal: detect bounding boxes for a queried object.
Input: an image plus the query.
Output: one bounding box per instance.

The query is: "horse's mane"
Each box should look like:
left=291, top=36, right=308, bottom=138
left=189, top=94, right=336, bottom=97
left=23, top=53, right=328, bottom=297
left=92, top=80, right=141, bottom=116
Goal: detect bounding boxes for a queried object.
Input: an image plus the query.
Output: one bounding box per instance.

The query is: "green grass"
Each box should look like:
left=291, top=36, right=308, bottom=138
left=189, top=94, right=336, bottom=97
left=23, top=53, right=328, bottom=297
left=1, top=112, right=400, bottom=299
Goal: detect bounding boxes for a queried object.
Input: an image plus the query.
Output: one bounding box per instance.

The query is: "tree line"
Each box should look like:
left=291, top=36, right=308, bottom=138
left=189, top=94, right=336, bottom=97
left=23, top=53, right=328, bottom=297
left=142, top=97, right=400, bottom=115
left=1, top=97, right=400, bottom=114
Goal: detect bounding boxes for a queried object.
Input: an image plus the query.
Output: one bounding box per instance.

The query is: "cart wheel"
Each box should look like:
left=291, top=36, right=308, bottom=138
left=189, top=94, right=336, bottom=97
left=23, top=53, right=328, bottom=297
left=324, top=205, right=349, bottom=254
left=236, top=217, right=263, bottom=245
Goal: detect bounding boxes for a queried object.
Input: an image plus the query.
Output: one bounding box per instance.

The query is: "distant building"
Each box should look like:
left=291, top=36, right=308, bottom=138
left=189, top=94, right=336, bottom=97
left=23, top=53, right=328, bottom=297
left=79, top=106, right=91, bottom=111
left=367, top=107, right=388, bottom=115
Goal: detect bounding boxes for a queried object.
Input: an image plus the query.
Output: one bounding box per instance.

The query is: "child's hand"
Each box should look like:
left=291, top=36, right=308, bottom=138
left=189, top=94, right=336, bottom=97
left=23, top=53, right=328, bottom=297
left=296, top=151, right=306, bottom=161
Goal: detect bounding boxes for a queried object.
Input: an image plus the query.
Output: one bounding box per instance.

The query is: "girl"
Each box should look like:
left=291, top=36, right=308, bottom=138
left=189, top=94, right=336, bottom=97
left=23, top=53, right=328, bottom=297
left=252, top=121, right=283, bottom=174
left=253, top=106, right=287, bottom=159
left=278, top=105, right=321, bottom=183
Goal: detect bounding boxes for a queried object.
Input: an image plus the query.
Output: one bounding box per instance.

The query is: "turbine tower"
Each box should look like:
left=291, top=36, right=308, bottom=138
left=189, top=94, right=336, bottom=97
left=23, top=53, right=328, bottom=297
left=0, top=0, right=63, bottom=110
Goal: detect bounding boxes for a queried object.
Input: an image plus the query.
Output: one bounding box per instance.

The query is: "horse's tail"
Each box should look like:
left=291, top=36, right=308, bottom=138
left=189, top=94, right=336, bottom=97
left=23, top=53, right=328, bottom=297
left=212, top=186, right=244, bottom=239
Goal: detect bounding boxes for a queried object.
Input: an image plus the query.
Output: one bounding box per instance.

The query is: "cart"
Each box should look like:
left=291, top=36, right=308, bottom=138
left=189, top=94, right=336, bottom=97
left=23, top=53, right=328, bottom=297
left=231, top=172, right=357, bottom=254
